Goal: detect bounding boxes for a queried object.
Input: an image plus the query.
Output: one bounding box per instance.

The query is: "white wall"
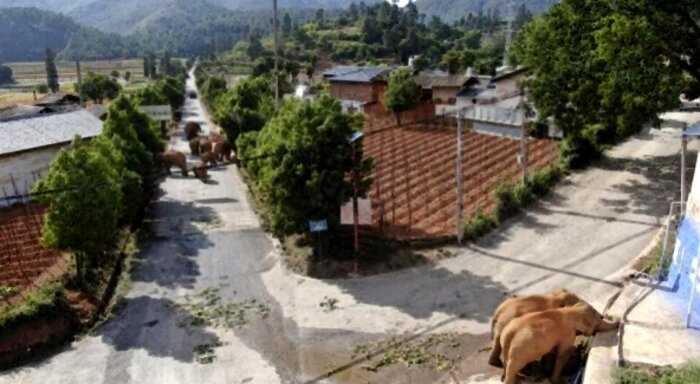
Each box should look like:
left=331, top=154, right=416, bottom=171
left=0, top=146, right=63, bottom=206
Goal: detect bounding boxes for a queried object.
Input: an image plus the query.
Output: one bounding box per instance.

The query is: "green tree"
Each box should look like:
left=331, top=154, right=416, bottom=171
left=241, top=95, right=372, bottom=235
left=124, top=71, right=131, bottom=82
left=213, top=76, right=274, bottom=145
left=0, top=64, right=13, bottom=85
left=143, top=56, right=151, bottom=79
left=110, top=70, right=120, bottom=79
left=441, top=49, right=463, bottom=74
left=384, top=68, right=422, bottom=125
left=159, top=51, right=173, bottom=77
left=247, top=36, right=265, bottom=60
left=45, top=48, right=59, bottom=93
left=33, top=139, right=122, bottom=281
left=513, top=0, right=683, bottom=167
left=78, top=72, right=121, bottom=104
left=201, top=76, right=227, bottom=105
left=282, top=13, right=293, bottom=37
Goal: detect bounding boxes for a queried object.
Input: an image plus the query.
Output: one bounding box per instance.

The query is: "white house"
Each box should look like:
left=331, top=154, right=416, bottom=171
left=0, top=108, right=103, bottom=205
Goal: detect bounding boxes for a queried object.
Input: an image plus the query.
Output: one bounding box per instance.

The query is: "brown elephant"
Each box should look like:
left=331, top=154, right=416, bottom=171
left=213, top=140, right=233, bottom=162
left=184, top=122, right=202, bottom=141
left=499, top=302, right=619, bottom=384
left=159, top=150, right=188, bottom=176
left=198, top=138, right=213, bottom=154
left=193, top=162, right=208, bottom=180
left=489, top=289, right=582, bottom=367
left=189, top=137, right=201, bottom=155
left=209, top=132, right=225, bottom=143
left=200, top=151, right=218, bottom=167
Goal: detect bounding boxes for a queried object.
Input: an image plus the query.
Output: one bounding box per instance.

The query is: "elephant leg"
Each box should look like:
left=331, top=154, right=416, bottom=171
left=550, top=345, right=574, bottom=384
left=504, top=358, right=526, bottom=384
left=488, top=336, right=503, bottom=367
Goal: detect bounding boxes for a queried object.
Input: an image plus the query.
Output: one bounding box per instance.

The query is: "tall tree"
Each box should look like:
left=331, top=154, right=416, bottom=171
left=143, top=55, right=151, bottom=79
left=0, top=64, right=13, bottom=85
left=239, top=95, right=372, bottom=235
left=384, top=68, right=422, bottom=125
left=45, top=48, right=59, bottom=93
left=282, top=13, right=293, bottom=37
left=513, top=0, right=684, bottom=167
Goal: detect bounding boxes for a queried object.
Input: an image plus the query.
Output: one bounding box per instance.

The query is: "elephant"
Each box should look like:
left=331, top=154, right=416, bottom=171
left=209, top=132, right=225, bottom=143
left=489, top=289, right=582, bottom=367
left=199, top=138, right=213, bottom=155
left=193, top=162, right=208, bottom=180
left=159, top=150, right=188, bottom=177
left=200, top=151, right=218, bottom=167
left=499, top=302, right=619, bottom=384
left=184, top=122, right=202, bottom=141
left=189, top=137, right=201, bottom=155
left=213, top=140, right=233, bottom=162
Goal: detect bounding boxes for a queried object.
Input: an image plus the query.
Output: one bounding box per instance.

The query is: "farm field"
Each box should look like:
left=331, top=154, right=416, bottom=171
left=4, top=59, right=146, bottom=88
left=363, top=122, right=560, bottom=239
left=0, top=204, right=67, bottom=303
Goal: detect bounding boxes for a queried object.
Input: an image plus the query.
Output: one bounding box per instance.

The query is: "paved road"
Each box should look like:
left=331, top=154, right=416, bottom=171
left=1, top=70, right=694, bottom=384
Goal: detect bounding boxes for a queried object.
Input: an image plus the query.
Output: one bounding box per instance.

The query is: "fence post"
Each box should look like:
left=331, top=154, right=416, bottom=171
left=456, top=111, right=464, bottom=244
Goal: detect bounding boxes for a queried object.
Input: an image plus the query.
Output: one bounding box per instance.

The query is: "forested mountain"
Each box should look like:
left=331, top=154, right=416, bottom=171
left=416, top=0, right=557, bottom=22
left=0, top=7, right=134, bottom=62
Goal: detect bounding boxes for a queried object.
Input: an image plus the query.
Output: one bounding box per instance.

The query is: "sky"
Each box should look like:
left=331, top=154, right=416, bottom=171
left=387, top=0, right=412, bottom=7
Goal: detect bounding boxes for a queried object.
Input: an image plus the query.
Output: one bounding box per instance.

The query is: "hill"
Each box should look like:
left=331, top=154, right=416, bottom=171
left=416, top=0, right=557, bottom=22
left=0, top=7, right=135, bottom=62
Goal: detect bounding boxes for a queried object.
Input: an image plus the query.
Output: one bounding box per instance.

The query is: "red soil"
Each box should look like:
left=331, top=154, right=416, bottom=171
left=362, top=121, right=560, bottom=240
left=0, top=204, right=67, bottom=302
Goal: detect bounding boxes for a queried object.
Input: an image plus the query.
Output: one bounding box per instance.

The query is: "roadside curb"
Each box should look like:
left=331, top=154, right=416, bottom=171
left=581, top=225, right=666, bottom=384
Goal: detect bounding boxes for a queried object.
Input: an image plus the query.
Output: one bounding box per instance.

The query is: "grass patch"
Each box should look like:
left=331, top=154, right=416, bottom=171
left=462, top=165, right=564, bottom=242
left=0, top=282, right=66, bottom=330
left=614, top=362, right=700, bottom=384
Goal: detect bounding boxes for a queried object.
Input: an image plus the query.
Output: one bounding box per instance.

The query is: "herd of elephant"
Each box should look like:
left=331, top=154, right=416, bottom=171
left=488, top=289, right=619, bottom=384
left=157, top=122, right=234, bottom=180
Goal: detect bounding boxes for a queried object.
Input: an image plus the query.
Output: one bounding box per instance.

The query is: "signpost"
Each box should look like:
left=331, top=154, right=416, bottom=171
left=309, top=219, right=328, bottom=260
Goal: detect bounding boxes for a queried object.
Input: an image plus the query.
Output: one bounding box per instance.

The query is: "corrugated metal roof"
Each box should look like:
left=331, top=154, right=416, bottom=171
left=0, top=109, right=103, bottom=156
left=326, top=66, right=392, bottom=83
left=463, top=106, right=525, bottom=127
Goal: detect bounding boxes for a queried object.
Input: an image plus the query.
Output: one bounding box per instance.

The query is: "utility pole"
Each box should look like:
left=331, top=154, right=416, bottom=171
left=520, top=118, right=529, bottom=183
left=273, top=0, right=280, bottom=106
left=76, top=60, right=83, bottom=107
left=682, top=123, right=688, bottom=210
left=456, top=111, right=464, bottom=244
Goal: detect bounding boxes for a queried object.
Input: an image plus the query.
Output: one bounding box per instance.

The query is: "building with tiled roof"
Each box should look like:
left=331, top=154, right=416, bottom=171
left=0, top=109, right=103, bottom=204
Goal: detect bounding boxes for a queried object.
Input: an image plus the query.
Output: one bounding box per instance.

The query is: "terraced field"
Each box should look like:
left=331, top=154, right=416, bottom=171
left=4, top=59, right=146, bottom=87
left=0, top=204, right=66, bottom=303
left=363, top=121, right=560, bottom=239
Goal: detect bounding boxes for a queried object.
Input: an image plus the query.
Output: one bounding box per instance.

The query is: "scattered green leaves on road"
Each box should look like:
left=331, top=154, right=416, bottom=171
left=194, top=341, right=222, bottom=364
left=319, top=296, right=339, bottom=312
left=351, top=333, right=462, bottom=373
left=174, top=287, right=270, bottom=329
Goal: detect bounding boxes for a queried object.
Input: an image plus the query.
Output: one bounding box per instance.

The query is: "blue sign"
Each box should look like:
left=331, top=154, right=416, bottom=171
left=308, top=219, right=328, bottom=233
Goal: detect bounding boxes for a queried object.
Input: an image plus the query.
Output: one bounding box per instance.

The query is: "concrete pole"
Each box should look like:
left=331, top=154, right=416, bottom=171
left=456, top=112, right=464, bottom=244
left=682, top=124, right=688, bottom=212
left=76, top=60, right=83, bottom=107
left=272, top=0, right=280, bottom=106
left=520, top=119, right=529, bottom=183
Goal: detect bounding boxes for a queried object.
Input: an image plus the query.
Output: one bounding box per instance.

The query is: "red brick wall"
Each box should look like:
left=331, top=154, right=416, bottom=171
left=330, top=82, right=386, bottom=103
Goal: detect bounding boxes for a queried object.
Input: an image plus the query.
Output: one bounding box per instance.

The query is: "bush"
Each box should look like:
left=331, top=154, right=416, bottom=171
left=530, top=166, right=563, bottom=197
left=0, top=282, right=65, bottom=329
left=35, top=84, right=49, bottom=93
left=78, top=72, right=121, bottom=104
left=494, top=183, right=520, bottom=222
left=463, top=210, right=497, bottom=241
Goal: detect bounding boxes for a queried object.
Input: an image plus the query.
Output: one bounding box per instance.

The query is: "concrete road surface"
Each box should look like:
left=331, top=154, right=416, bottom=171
left=1, top=70, right=694, bottom=384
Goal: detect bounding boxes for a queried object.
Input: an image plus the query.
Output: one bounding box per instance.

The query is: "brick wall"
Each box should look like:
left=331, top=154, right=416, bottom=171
left=330, top=82, right=386, bottom=103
